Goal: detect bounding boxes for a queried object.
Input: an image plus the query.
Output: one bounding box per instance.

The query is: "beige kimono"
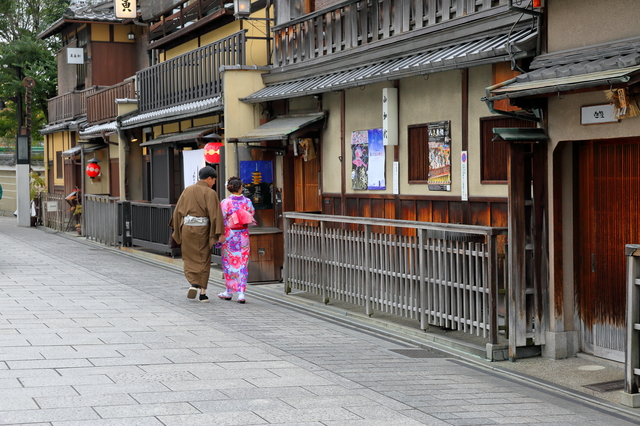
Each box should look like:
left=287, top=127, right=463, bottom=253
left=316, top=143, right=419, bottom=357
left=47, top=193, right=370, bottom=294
left=170, top=180, right=224, bottom=288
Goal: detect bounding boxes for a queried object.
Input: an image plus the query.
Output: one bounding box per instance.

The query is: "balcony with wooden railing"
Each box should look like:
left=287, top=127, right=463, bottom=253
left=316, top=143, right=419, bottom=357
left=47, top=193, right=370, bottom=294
left=86, top=79, right=136, bottom=125
left=273, top=0, right=508, bottom=68
left=148, top=0, right=227, bottom=43
left=46, top=87, right=99, bottom=125
left=137, top=30, right=246, bottom=113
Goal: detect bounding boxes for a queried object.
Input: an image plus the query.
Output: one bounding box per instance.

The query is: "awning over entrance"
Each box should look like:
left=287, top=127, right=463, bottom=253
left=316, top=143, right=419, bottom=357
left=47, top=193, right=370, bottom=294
left=242, top=28, right=537, bottom=103
left=492, top=128, right=549, bottom=141
left=140, top=127, right=221, bottom=147
left=485, top=37, right=640, bottom=101
left=231, top=113, right=326, bottom=143
left=61, top=142, right=108, bottom=157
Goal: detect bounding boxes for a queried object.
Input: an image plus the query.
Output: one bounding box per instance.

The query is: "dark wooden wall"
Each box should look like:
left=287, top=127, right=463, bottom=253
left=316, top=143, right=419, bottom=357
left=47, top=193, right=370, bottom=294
left=90, top=42, right=137, bottom=87
left=321, top=193, right=508, bottom=234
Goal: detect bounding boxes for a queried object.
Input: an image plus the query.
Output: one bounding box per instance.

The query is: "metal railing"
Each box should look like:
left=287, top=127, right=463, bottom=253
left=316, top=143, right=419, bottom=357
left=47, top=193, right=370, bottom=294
left=84, top=195, right=119, bottom=246
left=119, top=201, right=178, bottom=256
left=283, top=212, right=507, bottom=344
left=136, top=30, right=246, bottom=113
left=273, top=0, right=507, bottom=67
left=86, top=79, right=136, bottom=125
left=624, top=244, right=640, bottom=407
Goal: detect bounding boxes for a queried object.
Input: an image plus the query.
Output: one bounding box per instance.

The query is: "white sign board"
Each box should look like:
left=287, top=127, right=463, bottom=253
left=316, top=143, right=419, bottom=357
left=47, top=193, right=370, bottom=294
left=393, top=161, right=399, bottom=194
left=67, top=48, right=84, bottom=65
left=182, top=149, right=205, bottom=189
left=114, top=0, right=137, bottom=19
left=45, top=201, right=58, bottom=212
left=382, top=88, right=398, bottom=145
left=581, top=104, right=617, bottom=125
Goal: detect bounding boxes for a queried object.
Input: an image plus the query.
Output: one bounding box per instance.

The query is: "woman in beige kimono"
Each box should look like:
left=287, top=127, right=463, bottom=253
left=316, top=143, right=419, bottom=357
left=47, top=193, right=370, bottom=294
left=170, top=166, right=225, bottom=302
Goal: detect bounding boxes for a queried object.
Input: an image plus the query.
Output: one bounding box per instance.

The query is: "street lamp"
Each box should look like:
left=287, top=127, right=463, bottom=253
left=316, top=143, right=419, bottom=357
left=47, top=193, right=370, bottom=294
left=233, top=0, right=251, bottom=19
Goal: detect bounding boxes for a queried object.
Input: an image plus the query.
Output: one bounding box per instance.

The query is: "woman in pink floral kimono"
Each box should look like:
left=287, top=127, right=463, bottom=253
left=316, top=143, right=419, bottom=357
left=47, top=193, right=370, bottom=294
left=218, top=176, right=254, bottom=303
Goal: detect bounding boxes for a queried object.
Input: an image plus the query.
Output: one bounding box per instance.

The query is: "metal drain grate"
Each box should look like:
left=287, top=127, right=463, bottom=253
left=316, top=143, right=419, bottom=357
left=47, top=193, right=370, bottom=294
left=583, top=380, right=624, bottom=393
left=389, top=348, right=445, bottom=359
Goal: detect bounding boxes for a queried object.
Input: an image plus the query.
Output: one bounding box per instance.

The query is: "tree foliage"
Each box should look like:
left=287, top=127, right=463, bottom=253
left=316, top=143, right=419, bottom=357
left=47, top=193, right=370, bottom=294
left=0, top=0, right=70, bottom=145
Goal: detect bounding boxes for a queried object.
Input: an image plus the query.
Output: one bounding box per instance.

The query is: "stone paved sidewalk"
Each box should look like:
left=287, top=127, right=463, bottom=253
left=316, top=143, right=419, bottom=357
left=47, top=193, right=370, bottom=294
left=0, top=216, right=639, bottom=425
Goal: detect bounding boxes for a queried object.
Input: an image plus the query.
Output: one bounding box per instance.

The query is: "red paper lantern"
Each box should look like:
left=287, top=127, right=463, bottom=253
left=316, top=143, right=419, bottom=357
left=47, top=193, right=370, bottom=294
left=203, top=142, right=223, bottom=164
left=86, top=161, right=101, bottom=179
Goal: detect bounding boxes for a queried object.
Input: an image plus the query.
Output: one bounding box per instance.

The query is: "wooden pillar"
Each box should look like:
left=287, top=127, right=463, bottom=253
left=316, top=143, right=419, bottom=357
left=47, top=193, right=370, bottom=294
left=508, top=142, right=527, bottom=361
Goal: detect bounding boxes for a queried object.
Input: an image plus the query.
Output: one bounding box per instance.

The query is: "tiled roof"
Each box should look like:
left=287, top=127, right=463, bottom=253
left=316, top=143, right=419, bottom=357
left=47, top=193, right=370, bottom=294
left=39, top=1, right=135, bottom=39
left=515, top=36, right=640, bottom=83
left=80, top=121, right=118, bottom=138
left=120, top=97, right=224, bottom=129
left=487, top=36, right=640, bottom=100
left=242, top=28, right=536, bottom=103
left=39, top=118, right=87, bottom=135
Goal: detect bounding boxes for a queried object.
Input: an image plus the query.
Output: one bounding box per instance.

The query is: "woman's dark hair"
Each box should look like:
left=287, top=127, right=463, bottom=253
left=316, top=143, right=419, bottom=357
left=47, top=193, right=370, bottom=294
left=226, top=176, right=243, bottom=193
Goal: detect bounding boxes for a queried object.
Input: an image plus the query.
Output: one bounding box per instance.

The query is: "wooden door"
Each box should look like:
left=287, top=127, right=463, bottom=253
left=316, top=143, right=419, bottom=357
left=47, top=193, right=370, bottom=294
left=576, top=138, right=640, bottom=361
left=293, top=155, right=320, bottom=212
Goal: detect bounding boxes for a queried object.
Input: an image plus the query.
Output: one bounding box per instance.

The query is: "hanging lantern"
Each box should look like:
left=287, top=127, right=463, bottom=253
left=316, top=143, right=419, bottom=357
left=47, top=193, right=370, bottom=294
left=86, top=158, right=101, bottom=179
left=203, top=142, right=223, bottom=163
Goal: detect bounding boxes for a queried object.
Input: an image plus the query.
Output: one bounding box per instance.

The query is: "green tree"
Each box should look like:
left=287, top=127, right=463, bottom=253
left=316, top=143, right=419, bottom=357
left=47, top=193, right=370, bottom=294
left=0, top=0, right=70, bottom=145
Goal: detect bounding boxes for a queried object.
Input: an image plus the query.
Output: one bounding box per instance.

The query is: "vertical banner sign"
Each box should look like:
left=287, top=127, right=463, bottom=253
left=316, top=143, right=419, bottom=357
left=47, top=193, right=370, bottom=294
left=461, top=151, right=468, bottom=201
left=182, top=149, right=205, bottom=189
left=382, top=88, right=398, bottom=145
left=427, top=120, right=451, bottom=191
left=393, top=161, right=399, bottom=195
left=351, top=129, right=386, bottom=190
left=115, top=0, right=137, bottom=19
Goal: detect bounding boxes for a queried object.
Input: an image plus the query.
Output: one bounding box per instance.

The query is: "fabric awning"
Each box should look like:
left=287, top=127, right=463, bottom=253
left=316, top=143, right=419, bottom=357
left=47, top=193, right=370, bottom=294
left=140, top=127, right=221, bottom=147
left=492, top=128, right=549, bottom=141
left=231, top=113, right=326, bottom=143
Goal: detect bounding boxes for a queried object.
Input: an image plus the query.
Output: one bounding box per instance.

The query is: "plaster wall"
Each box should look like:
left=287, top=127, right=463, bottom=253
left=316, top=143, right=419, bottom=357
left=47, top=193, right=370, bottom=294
left=321, top=92, right=343, bottom=194
left=547, top=0, right=640, bottom=53
left=318, top=67, right=511, bottom=198
left=223, top=69, right=267, bottom=177
left=0, top=167, right=17, bottom=214
left=468, top=65, right=508, bottom=198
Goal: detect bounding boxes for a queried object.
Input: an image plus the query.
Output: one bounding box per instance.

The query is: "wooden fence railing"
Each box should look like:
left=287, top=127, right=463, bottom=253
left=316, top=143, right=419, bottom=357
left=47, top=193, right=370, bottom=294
left=137, top=30, right=246, bottom=113
left=86, top=80, right=136, bottom=125
left=47, top=87, right=99, bottom=124
left=283, top=212, right=508, bottom=344
left=623, top=244, right=640, bottom=407
left=273, top=0, right=507, bottom=67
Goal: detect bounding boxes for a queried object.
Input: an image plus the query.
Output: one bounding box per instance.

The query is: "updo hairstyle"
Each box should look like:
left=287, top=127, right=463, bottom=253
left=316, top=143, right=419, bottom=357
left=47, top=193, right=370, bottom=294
left=226, top=176, right=243, bottom=193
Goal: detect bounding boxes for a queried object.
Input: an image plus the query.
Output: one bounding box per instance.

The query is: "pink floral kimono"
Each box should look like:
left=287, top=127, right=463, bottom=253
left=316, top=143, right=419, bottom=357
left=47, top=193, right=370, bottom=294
left=220, top=194, right=255, bottom=294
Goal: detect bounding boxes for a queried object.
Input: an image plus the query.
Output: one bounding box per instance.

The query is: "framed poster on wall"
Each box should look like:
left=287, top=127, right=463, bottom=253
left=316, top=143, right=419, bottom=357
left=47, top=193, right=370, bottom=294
left=351, top=128, right=386, bottom=190
left=427, top=120, right=451, bottom=191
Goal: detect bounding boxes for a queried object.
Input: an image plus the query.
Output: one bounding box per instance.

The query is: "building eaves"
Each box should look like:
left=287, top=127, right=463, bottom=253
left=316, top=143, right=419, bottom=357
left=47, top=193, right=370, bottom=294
left=486, top=36, right=640, bottom=101
left=38, top=1, right=133, bottom=39
left=120, top=97, right=223, bottom=130
left=242, top=28, right=536, bottom=103
left=80, top=121, right=118, bottom=138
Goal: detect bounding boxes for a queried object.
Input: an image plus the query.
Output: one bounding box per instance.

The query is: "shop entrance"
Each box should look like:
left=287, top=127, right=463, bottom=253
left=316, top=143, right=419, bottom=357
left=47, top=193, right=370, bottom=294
left=576, top=138, right=640, bottom=361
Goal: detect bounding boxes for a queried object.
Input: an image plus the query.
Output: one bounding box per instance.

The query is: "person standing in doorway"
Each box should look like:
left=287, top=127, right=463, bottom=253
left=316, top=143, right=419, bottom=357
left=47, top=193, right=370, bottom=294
left=170, top=166, right=225, bottom=302
left=218, top=176, right=254, bottom=304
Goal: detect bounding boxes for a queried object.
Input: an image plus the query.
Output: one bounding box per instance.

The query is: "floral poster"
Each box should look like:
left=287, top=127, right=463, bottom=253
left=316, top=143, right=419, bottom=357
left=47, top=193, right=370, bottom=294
left=351, top=129, right=386, bottom=190
left=427, top=121, right=451, bottom=191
